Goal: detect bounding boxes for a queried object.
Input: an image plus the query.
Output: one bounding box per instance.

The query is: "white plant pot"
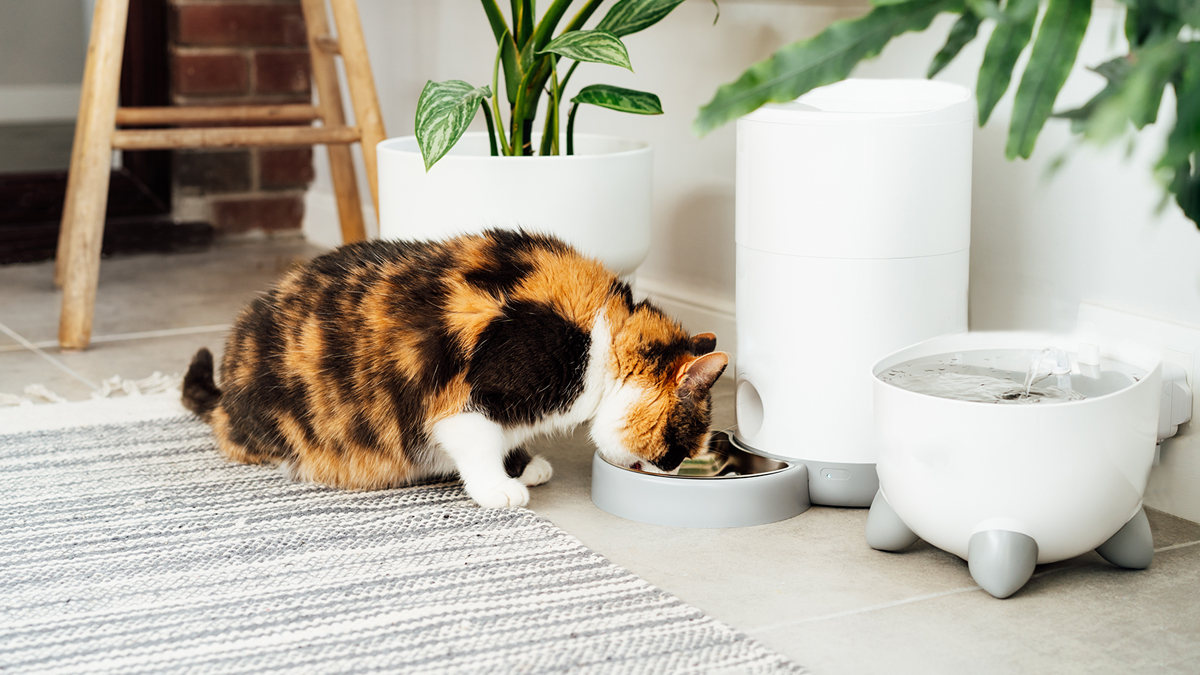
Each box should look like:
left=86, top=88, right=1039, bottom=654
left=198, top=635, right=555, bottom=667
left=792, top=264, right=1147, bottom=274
left=377, top=132, right=653, bottom=276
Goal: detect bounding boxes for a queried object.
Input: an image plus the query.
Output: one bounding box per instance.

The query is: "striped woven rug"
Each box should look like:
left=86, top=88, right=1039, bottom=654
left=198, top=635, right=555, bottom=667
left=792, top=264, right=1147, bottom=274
left=0, top=396, right=805, bottom=675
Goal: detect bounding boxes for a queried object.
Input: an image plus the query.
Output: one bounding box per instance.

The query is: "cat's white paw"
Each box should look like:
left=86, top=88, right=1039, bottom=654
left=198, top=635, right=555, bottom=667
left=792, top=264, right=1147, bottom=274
left=467, top=478, right=530, bottom=508
left=518, top=455, right=553, bottom=487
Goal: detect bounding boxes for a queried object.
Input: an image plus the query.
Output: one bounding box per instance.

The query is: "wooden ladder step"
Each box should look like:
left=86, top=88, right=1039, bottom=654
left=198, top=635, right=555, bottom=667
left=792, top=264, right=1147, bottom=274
left=111, top=125, right=361, bottom=150
left=115, top=104, right=321, bottom=126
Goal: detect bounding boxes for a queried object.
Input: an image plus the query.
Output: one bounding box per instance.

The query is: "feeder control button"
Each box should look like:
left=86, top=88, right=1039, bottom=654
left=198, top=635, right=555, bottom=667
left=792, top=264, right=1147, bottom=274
left=821, top=468, right=851, bottom=481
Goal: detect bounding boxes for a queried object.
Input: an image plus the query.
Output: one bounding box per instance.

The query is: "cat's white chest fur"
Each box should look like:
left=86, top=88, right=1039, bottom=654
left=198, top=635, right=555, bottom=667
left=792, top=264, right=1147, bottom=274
left=430, top=309, right=637, bottom=507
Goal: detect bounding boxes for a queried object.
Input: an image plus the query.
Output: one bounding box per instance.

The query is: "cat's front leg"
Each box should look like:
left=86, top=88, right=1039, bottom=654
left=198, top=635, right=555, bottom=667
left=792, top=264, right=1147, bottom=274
left=432, top=412, right=530, bottom=508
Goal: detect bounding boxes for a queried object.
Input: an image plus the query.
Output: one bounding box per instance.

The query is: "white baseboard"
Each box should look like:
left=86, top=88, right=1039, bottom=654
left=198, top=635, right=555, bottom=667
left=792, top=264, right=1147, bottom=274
left=0, top=85, right=81, bottom=122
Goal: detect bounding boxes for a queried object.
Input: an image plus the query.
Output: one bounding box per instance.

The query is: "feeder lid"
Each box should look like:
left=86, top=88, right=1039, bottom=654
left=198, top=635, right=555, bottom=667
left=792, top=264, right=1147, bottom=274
left=742, top=79, right=973, bottom=127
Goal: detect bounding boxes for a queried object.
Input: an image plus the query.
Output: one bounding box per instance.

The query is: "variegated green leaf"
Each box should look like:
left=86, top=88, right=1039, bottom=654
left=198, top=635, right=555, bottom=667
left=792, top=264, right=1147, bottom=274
left=975, top=0, right=1039, bottom=125
left=596, top=0, right=689, bottom=37
left=537, top=30, right=633, bottom=70
left=1006, top=0, right=1092, bottom=159
left=693, top=0, right=960, bottom=137
left=415, top=80, right=491, bottom=171
left=572, top=84, right=664, bottom=114
left=928, top=10, right=982, bottom=77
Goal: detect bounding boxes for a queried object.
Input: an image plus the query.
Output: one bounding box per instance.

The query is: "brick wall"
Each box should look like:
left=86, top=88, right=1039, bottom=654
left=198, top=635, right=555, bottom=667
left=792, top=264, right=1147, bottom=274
left=169, top=0, right=315, bottom=235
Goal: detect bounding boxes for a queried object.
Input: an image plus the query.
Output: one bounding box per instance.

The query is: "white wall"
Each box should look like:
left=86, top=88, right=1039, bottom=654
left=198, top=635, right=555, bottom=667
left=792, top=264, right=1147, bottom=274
left=318, top=0, right=1200, bottom=328
left=308, top=0, right=1200, bottom=519
left=306, top=0, right=866, bottom=275
left=0, top=0, right=89, bottom=121
left=858, top=5, right=1200, bottom=333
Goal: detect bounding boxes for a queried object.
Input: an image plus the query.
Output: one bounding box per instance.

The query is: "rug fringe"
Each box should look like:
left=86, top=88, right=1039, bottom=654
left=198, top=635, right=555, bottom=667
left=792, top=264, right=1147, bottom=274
left=0, top=372, right=183, bottom=407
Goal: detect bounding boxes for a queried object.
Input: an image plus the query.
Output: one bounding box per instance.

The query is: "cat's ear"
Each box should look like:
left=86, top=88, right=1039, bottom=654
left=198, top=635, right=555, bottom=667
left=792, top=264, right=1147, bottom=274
left=689, top=332, right=717, bottom=356
left=675, top=351, right=729, bottom=399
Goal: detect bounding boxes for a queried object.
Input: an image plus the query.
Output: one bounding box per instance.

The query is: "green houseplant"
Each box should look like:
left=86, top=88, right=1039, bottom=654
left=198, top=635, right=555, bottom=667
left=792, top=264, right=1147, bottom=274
left=693, top=0, right=1200, bottom=227
left=380, top=0, right=718, bottom=276
left=414, top=0, right=717, bottom=171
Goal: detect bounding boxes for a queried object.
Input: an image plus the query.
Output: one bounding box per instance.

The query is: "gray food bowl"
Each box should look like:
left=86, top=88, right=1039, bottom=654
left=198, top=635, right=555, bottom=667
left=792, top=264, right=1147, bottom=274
left=590, top=429, right=811, bottom=528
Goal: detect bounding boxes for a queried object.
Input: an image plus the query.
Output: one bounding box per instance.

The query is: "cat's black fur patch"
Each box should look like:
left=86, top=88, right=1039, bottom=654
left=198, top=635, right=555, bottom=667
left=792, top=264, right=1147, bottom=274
left=468, top=300, right=591, bottom=426
left=385, top=267, right=465, bottom=392
left=350, top=413, right=381, bottom=453
left=182, top=347, right=220, bottom=421
left=504, top=447, right=532, bottom=478
left=465, top=232, right=538, bottom=296
left=223, top=394, right=295, bottom=461
left=658, top=399, right=712, bottom=472
left=609, top=279, right=634, bottom=312
left=690, top=334, right=717, bottom=355
left=382, top=370, right=433, bottom=460
left=465, top=256, right=533, bottom=296
left=639, top=339, right=692, bottom=378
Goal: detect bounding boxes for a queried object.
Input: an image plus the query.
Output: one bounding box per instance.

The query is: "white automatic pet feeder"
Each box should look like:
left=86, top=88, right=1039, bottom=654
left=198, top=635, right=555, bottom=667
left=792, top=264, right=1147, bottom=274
left=867, top=331, right=1192, bottom=598
left=733, top=79, right=974, bottom=507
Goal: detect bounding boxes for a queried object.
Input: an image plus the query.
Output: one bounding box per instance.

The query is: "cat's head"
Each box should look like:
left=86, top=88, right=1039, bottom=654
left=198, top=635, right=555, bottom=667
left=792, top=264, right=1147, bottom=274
left=592, top=326, right=729, bottom=474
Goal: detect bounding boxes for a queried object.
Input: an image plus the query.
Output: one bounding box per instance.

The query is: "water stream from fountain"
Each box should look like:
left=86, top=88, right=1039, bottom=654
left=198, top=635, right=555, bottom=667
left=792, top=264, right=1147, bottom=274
left=879, top=348, right=1140, bottom=405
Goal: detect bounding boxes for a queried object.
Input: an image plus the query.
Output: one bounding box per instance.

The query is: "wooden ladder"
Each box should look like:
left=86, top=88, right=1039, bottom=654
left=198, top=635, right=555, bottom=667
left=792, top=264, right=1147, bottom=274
left=56, top=0, right=386, bottom=350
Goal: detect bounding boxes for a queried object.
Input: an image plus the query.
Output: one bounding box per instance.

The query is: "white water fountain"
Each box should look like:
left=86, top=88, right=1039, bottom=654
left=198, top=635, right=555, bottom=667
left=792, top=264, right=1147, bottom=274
left=867, top=331, right=1192, bottom=598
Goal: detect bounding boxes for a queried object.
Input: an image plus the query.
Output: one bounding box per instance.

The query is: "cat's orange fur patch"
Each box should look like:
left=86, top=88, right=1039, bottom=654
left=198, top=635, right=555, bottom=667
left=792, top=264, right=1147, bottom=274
left=516, top=248, right=615, bottom=330
left=442, top=277, right=504, bottom=350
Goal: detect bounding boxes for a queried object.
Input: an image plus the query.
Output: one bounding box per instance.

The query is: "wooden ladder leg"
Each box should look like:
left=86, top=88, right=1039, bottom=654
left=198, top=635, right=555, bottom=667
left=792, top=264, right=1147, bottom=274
left=301, top=0, right=366, bottom=244
left=327, top=0, right=387, bottom=219
left=54, top=80, right=95, bottom=289
left=58, top=0, right=130, bottom=350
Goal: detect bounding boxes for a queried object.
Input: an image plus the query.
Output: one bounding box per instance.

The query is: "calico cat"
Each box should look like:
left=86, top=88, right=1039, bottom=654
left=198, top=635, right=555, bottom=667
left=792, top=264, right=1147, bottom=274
left=182, top=229, right=728, bottom=508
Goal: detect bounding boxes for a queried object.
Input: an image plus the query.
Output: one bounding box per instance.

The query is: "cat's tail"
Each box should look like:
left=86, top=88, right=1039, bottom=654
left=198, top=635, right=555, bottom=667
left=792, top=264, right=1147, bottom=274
left=182, top=347, right=221, bottom=422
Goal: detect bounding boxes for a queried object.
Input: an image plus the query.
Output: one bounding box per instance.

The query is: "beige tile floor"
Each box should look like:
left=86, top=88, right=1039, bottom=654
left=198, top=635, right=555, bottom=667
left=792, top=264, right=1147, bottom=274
left=2, top=237, right=1199, bottom=674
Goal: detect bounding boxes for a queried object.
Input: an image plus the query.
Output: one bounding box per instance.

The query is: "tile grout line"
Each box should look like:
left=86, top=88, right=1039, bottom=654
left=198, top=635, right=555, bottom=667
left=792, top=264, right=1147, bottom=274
left=0, top=321, right=100, bottom=392
left=750, top=563, right=1087, bottom=632
left=0, top=324, right=230, bottom=353
left=1155, top=539, right=1200, bottom=553
left=747, top=542, right=1200, bottom=635
left=748, top=586, right=985, bottom=634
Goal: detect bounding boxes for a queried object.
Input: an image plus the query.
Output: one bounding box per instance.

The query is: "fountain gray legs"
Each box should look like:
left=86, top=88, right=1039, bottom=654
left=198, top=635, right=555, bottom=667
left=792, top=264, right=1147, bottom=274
left=865, top=490, right=919, bottom=551
left=866, top=494, right=1153, bottom=599
left=1096, top=507, right=1154, bottom=570
left=967, top=530, right=1039, bottom=599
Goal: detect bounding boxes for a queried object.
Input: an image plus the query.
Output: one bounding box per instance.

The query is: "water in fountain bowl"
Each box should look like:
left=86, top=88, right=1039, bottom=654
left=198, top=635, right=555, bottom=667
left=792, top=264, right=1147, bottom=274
left=879, top=348, right=1142, bottom=405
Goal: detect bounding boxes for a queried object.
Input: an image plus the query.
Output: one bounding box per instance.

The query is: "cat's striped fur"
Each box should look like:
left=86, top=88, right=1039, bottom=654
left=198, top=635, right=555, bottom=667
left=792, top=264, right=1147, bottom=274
left=183, top=230, right=728, bottom=507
